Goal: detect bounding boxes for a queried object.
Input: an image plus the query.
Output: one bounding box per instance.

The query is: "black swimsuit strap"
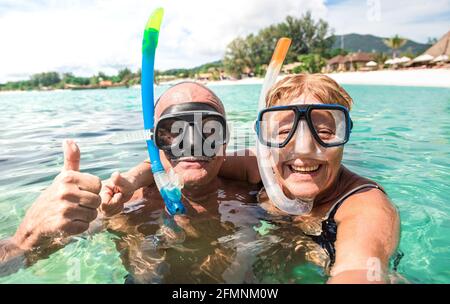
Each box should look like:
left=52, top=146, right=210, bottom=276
left=326, top=183, right=384, bottom=221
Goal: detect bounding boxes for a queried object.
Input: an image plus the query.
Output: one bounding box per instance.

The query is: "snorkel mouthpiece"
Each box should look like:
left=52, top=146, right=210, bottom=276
left=154, top=171, right=185, bottom=215
left=141, top=8, right=185, bottom=216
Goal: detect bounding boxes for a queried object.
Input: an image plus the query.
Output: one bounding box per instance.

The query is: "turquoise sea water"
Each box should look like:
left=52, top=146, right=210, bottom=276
left=0, top=84, right=449, bottom=283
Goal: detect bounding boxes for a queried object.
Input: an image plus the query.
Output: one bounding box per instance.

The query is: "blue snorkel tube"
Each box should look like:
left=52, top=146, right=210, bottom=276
left=141, top=8, right=185, bottom=216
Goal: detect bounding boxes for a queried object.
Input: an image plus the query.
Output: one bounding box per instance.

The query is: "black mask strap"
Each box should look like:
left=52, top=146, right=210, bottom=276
left=160, top=102, right=221, bottom=116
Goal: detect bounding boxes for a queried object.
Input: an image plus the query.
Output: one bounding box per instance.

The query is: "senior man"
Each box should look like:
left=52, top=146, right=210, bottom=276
left=0, top=82, right=261, bottom=283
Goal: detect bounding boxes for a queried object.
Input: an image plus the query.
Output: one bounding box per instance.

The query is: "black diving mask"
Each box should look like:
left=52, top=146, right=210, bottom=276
left=154, top=102, right=229, bottom=159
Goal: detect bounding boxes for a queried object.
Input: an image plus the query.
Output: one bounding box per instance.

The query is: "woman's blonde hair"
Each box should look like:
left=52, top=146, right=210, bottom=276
left=266, top=74, right=353, bottom=110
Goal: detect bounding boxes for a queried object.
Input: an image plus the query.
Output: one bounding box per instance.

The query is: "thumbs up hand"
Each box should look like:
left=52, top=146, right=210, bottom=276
left=12, top=139, right=102, bottom=251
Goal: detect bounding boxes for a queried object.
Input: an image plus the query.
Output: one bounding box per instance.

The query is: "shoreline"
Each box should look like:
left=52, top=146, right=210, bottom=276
left=1, top=69, right=449, bottom=94
left=204, top=68, right=450, bottom=88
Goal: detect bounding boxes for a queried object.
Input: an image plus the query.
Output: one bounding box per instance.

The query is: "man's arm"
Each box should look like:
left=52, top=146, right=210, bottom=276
left=328, top=188, right=400, bottom=284
left=99, top=160, right=155, bottom=217
left=124, top=159, right=155, bottom=189
left=219, top=148, right=261, bottom=184
left=0, top=140, right=102, bottom=277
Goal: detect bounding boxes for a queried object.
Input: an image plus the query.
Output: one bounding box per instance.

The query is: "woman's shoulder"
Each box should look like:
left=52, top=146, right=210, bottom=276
left=335, top=167, right=397, bottom=224
left=332, top=168, right=401, bottom=268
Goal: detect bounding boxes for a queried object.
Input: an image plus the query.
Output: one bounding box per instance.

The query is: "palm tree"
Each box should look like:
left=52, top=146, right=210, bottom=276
left=383, top=35, right=407, bottom=58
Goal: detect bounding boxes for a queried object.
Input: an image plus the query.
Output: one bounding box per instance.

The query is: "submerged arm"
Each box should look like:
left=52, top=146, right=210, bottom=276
left=1, top=140, right=103, bottom=277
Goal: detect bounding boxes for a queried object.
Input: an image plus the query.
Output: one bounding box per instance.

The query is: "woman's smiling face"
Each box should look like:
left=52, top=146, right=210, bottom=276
left=272, top=94, right=344, bottom=200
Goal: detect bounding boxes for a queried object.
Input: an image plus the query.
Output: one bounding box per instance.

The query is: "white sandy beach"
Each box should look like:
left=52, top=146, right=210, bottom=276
left=326, top=69, right=450, bottom=88
left=204, top=68, right=450, bottom=88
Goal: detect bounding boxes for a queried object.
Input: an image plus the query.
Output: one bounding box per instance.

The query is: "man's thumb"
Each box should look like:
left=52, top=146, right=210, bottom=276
left=63, top=139, right=80, bottom=171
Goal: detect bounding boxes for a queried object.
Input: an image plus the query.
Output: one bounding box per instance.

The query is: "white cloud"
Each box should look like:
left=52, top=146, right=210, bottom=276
left=0, top=0, right=448, bottom=83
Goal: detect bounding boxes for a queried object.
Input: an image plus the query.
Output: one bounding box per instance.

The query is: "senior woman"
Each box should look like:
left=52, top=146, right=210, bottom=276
left=220, top=74, right=401, bottom=284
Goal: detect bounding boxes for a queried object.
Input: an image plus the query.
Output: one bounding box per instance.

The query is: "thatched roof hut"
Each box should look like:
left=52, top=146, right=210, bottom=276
left=411, top=31, right=450, bottom=65
left=345, top=52, right=375, bottom=63
left=326, top=52, right=376, bottom=72
left=326, top=55, right=346, bottom=72
left=423, top=31, right=450, bottom=57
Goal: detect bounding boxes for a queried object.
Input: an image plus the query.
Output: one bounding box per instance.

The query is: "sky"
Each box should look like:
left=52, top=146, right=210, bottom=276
left=0, top=0, right=449, bottom=83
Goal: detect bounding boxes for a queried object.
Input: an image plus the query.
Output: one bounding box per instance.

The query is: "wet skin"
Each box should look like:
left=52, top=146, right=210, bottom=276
left=105, top=178, right=336, bottom=283
left=105, top=178, right=265, bottom=283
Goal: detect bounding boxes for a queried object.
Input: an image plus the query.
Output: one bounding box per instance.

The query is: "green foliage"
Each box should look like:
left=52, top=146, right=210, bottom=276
left=223, top=37, right=252, bottom=79
left=294, top=54, right=327, bottom=74
left=31, top=72, right=61, bottom=87
left=323, top=48, right=348, bottom=59
left=0, top=80, right=34, bottom=91
left=383, top=35, right=408, bottom=58
left=0, top=68, right=144, bottom=91
left=223, top=11, right=333, bottom=77
left=400, top=47, right=415, bottom=59
left=374, top=52, right=388, bottom=66
left=62, top=73, right=90, bottom=86
left=155, top=60, right=224, bottom=80
left=89, top=76, right=99, bottom=86
left=97, top=72, right=109, bottom=81
left=278, top=13, right=334, bottom=61
left=118, top=68, right=132, bottom=83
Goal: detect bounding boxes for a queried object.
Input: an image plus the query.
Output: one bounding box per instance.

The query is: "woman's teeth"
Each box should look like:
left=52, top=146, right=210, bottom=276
left=289, top=164, right=320, bottom=173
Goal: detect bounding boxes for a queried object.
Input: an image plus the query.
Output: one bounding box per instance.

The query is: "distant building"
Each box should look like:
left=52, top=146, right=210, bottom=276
left=99, top=80, right=113, bottom=87
left=345, top=52, right=376, bottom=71
left=326, top=55, right=346, bottom=72
left=326, top=52, right=376, bottom=72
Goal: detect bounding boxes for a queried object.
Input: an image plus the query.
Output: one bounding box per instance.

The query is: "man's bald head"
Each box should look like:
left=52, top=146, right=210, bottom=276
left=155, top=82, right=225, bottom=118
left=155, top=82, right=227, bottom=189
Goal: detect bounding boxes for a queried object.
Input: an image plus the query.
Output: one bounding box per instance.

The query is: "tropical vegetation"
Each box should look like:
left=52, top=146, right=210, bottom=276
left=0, top=68, right=141, bottom=91
left=223, top=12, right=335, bottom=78
left=383, top=34, right=408, bottom=58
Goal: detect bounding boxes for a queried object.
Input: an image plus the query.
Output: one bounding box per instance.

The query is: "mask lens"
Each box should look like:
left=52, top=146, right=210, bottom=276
left=310, top=108, right=347, bottom=145
left=202, top=115, right=227, bottom=144
left=156, top=118, right=188, bottom=150
left=261, top=109, right=296, bottom=146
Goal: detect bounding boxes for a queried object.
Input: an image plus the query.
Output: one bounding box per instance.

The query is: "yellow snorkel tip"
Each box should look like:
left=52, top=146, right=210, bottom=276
left=145, top=7, right=164, bottom=31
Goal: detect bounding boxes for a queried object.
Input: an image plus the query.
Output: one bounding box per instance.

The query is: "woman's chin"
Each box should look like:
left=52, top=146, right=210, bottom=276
left=283, top=181, right=320, bottom=201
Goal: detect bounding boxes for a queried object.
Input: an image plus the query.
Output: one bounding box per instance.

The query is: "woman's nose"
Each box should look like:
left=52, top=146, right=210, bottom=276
left=291, top=121, right=317, bottom=156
